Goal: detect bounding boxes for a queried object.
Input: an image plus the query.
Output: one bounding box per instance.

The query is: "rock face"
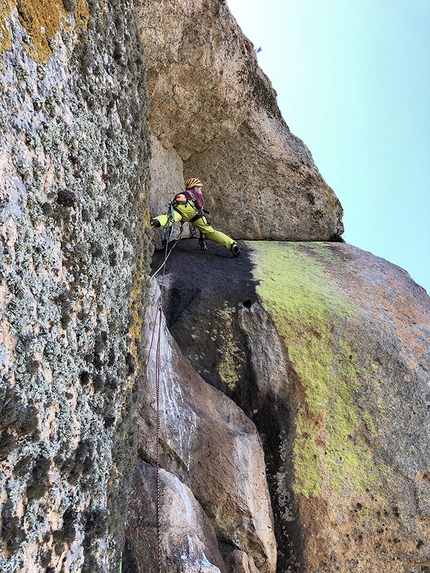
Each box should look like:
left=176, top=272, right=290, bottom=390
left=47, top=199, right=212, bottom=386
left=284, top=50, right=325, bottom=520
left=127, top=462, right=226, bottom=573
left=152, top=239, right=430, bottom=573
left=0, top=1, right=151, bottom=571
left=126, top=281, right=277, bottom=572
left=136, top=0, right=344, bottom=242
left=1, top=1, right=429, bottom=572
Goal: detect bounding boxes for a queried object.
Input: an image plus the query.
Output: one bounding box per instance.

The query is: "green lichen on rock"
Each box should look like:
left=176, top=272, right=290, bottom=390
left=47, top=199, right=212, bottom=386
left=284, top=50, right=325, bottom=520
left=251, top=241, right=382, bottom=499
left=216, top=305, right=242, bottom=391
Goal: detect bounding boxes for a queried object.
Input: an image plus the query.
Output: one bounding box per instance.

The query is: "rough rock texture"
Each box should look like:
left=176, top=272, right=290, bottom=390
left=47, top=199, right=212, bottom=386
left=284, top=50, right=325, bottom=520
left=225, top=550, right=260, bottom=573
left=2, top=0, right=429, bottom=572
left=136, top=0, right=344, bottom=242
left=127, top=462, right=226, bottom=573
left=127, top=280, right=277, bottom=572
left=152, top=239, right=430, bottom=573
left=148, top=133, right=188, bottom=248
left=0, top=1, right=151, bottom=571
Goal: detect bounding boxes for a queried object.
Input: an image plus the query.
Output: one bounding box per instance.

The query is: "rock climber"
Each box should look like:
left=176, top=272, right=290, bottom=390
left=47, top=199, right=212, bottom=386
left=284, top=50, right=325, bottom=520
left=150, top=178, right=240, bottom=257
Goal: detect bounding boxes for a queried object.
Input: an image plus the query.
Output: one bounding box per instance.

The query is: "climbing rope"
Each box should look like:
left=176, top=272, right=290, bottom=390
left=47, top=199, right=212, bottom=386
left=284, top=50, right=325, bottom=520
left=154, top=299, right=163, bottom=573
left=146, top=220, right=178, bottom=573
left=149, top=218, right=184, bottom=280
left=142, top=296, right=163, bottom=573
left=149, top=239, right=180, bottom=280
left=147, top=209, right=203, bottom=570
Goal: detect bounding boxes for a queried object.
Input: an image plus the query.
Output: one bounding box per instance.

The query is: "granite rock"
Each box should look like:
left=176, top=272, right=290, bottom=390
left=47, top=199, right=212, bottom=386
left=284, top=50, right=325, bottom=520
left=152, top=239, right=430, bottom=573
left=136, top=0, right=344, bottom=242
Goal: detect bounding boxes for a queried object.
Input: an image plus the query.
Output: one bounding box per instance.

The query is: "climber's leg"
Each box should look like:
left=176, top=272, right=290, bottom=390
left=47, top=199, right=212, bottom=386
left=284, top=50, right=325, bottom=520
left=152, top=210, right=183, bottom=228
left=192, top=217, right=238, bottom=252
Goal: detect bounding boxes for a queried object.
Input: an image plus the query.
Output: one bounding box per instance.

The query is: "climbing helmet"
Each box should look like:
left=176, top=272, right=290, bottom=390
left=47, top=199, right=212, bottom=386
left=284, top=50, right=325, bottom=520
left=186, top=178, right=203, bottom=189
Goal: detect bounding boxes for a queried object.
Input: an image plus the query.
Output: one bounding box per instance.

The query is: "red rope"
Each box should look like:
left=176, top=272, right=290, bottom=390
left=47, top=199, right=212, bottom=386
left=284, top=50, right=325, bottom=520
left=155, top=302, right=163, bottom=573
left=146, top=229, right=175, bottom=572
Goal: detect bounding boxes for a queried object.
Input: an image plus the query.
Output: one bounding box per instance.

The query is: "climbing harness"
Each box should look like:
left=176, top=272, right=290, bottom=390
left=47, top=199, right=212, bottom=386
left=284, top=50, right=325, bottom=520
left=189, top=211, right=204, bottom=223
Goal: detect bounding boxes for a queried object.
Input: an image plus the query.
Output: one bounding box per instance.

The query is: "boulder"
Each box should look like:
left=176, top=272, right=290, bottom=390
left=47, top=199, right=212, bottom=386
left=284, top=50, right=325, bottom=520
left=136, top=280, right=277, bottom=572
left=225, top=550, right=260, bottom=573
left=136, top=0, right=344, bottom=241
left=152, top=239, right=430, bottom=572
left=126, top=462, right=226, bottom=573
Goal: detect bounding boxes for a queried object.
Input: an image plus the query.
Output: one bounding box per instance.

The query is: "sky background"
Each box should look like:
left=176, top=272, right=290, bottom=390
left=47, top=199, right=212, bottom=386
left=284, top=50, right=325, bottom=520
left=227, top=0, right=430, bottom=294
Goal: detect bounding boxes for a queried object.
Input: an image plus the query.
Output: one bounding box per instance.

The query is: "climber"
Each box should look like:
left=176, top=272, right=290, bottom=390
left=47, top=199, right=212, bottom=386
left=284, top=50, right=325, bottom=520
left=150, top=178, right=240, bottom=257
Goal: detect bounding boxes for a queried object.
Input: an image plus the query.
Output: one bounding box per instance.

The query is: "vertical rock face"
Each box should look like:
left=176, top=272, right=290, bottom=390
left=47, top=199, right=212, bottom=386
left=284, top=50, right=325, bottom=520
left=135, top=0, right=344, bottom=241
left=127, top=281, right=277, bottom=572
left=152, top=240, right=430, bottom=573
left=0, top=1, right=151, bottom=571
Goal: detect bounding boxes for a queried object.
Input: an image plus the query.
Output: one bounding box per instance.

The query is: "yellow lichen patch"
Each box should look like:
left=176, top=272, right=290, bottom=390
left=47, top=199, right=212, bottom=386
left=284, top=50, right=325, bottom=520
left=129, top=208, right=151, bottom=388
left=0, top=0, right=90, bottom=62
left=216, top=305, right=241, bottom=391
left=74, top=0, right=91, bottom=29
left=17, top=0, right=72, bottom=61
left=129, top=274, right=147, bottom=386
left=250, top=241, right=385, bottom=503
left=0, top=0, right=13, bottom=53
left=218, top=331, right=241, bottom=391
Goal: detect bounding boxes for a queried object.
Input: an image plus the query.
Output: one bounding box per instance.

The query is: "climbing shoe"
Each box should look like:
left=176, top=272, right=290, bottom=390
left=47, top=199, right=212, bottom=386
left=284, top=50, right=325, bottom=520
left=150, top=218, right=161, bottom=228
left=230, top=242, right=240, bottom=257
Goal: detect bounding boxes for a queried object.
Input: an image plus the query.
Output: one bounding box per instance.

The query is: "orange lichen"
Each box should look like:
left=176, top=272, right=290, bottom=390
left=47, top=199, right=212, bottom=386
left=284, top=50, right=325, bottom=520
left=0, top=0, right=13, bottom=53
left=1, top=0, right=90, bottom=62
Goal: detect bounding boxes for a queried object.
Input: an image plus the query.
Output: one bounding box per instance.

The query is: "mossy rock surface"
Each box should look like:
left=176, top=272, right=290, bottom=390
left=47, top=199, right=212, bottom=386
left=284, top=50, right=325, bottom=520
left=153, top=238, right=430, bottom=572
left=251, top=240, right=430, bottom=572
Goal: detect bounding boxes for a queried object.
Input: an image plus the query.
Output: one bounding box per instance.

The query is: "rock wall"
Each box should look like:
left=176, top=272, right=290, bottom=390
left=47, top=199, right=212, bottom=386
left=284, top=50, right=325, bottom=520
left=136, top=0, right=344, bottom=242
left=2, top=1, right=429, bottom=572
left=0, top=1, right=151, bottom=571
left=152, top=239, right=430, bottom=573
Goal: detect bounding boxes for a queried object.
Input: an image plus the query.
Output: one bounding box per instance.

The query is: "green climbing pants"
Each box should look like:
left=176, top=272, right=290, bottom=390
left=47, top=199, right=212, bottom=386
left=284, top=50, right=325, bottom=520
left=154, top=202, right=234, bottom=251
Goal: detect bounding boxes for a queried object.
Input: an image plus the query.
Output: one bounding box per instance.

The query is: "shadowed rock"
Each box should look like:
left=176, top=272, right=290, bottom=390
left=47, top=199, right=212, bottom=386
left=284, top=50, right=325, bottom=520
left=151, top=238, right=430, bottom=573
left=136, top=0, right=344, bottom=242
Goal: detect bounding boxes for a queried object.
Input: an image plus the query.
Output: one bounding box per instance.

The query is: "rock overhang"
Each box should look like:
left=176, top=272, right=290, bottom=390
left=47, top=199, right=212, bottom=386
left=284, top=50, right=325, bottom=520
left=136, top=0, right=345, bottom=243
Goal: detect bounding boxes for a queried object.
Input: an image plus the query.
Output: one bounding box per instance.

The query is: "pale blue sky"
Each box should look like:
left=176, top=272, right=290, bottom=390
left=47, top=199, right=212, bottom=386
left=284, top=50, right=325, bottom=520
left=227, top=0, right=430, bottom=294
